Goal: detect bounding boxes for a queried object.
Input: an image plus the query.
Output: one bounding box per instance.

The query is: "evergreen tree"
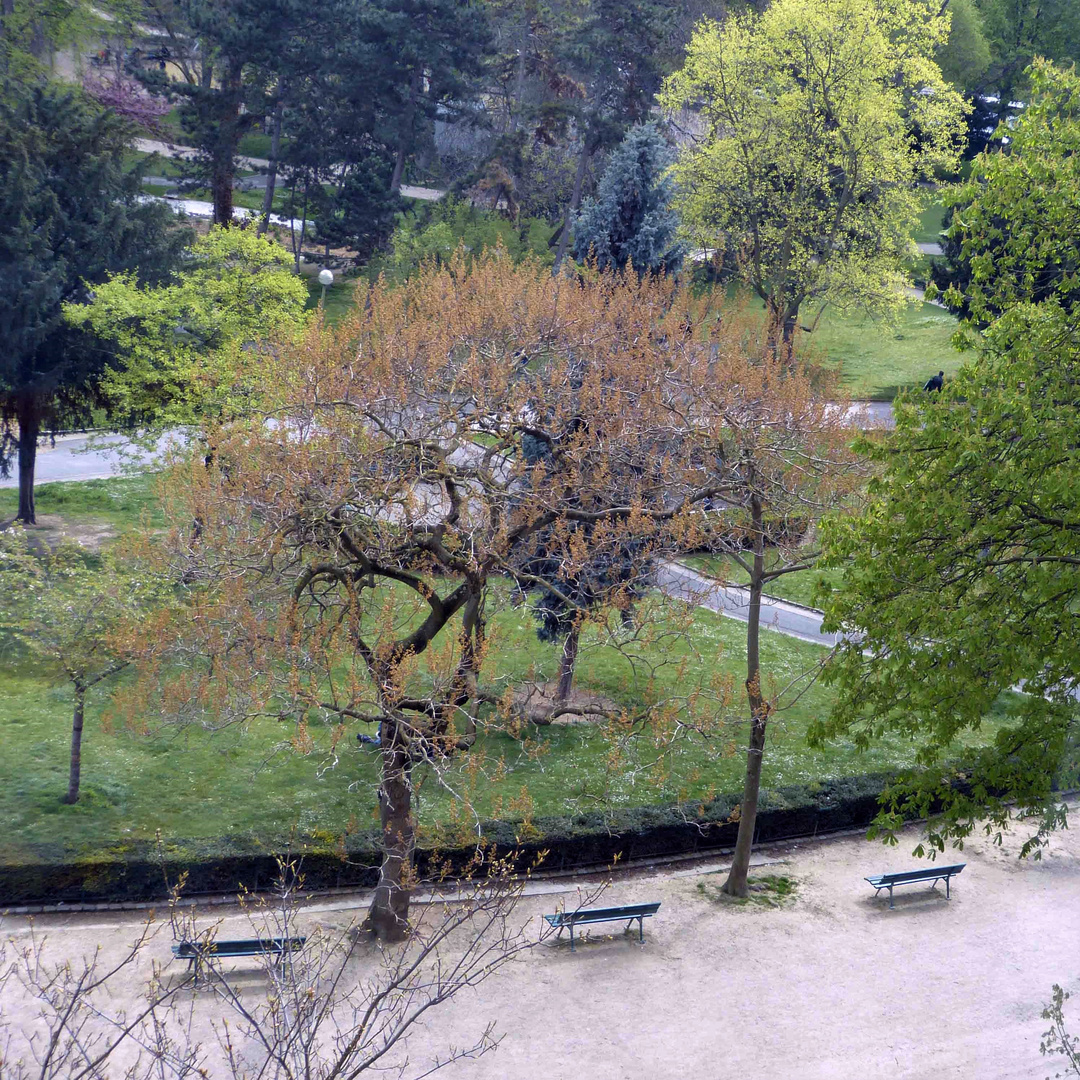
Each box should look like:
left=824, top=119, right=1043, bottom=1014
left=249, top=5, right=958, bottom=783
left=573, top=122, right=684, bottom=274
left=0, top=79, right=187, bottom=523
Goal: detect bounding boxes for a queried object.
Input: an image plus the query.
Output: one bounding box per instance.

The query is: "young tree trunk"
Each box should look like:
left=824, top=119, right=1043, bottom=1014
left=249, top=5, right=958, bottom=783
left=257, top=98, right=284, bottom=236
left=723, top=497, right=768, bottom=898
left=368, top=726, right=415, bottom=941
left=15, top=394, right=39, bottom=524
left=61, top=683, right=86, bottom=805
left=552, top=135, right=591, bottom=273
left=556, top=622, right=580, bottom=701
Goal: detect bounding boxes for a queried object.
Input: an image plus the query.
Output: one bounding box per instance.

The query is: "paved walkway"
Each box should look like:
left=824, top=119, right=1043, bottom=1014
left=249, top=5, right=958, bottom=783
left=134, top=138, right=446, bottom=202
left=656, top=559, right=846, bottom=648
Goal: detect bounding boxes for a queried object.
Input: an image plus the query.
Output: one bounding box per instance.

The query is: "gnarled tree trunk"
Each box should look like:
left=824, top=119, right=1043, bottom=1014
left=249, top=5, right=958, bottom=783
left=556, top=622, right=580, bottom=701
left=368, top=724, right=415, bottom=941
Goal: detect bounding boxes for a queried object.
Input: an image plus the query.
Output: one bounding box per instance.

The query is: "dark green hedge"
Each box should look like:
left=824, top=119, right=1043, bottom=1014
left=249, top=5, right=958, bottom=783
left=0, top=773, right=895, bottom=907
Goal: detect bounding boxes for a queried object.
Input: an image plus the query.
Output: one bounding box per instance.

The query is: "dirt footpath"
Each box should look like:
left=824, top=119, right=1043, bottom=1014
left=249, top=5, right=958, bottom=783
left=4, top=811, right=1079, bottom=1079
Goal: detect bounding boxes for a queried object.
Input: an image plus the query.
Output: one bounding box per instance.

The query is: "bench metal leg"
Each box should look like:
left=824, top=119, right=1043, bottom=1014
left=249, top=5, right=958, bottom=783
left=638, top=917, right=644, bottom=944
left=888, top=884, right=894, bottom=910
left=945, top=876, right=951, bottom=900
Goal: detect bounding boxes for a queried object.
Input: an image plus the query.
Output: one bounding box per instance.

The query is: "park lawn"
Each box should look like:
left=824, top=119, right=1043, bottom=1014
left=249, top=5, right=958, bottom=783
left=681, top=552, right=847, bottom=610
left=306, top=276, right=362, bottom=324
left=0, top=573, right=1020, bottom=864
left=806, top=300, right=962, bottom=400
left=0, top=475, right=165, bottom=532
left=913, top=199, right=948, bottom=245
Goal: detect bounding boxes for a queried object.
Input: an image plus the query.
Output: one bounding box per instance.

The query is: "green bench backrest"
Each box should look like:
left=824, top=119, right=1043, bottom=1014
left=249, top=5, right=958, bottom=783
left=549, top=902, right=661, bottom=925
left=173, top=937, right=305, bottom=958
left=877, top=864, right=965, bottom=886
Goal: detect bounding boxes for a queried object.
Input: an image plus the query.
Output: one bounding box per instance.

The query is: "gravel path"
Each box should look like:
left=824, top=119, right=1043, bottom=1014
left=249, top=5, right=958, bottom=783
left=4, top=808, right=1076, bottom=1079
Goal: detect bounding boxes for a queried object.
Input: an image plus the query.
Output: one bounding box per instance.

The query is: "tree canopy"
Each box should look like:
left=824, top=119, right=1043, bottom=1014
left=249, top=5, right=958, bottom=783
left=932, top=61, right=1080, bottom=327
left=573, top=121, right=685, bottom=275
left=66, top=227, right=310, bottom=428
left=814, top=301, right=1080, bottom=855
left=0, top=77, right=186, bottom=523
left=661, top=0, right=967, bottom=343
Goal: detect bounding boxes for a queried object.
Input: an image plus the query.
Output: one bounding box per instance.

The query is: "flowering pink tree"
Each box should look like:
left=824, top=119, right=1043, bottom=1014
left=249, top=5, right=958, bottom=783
left=82, top=72, right=170, bottom=135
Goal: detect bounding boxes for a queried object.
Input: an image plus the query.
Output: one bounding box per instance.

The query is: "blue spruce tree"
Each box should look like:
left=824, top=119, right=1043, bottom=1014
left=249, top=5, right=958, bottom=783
left=572, top=122, right=684, bottom=275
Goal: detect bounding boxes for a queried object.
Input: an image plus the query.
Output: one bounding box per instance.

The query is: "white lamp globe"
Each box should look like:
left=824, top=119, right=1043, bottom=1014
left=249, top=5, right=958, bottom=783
left=318, top=268, right=334, bottom=287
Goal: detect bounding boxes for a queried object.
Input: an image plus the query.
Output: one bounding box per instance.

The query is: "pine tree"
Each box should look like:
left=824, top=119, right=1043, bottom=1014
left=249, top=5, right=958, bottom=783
left=0, top=79, right=186, bottom=523
left=572, top=122, right=684, bottom=274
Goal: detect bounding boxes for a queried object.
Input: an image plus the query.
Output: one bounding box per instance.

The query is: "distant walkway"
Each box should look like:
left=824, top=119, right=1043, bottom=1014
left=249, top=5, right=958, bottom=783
left=656, top=560, right=846, bottom=648
left=134, top=138, right=446, bottom=202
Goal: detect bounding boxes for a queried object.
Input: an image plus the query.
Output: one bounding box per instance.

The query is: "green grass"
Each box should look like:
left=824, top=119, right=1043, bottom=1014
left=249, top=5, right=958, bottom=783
left=0, top=565, right=1022, bottom=865
left=0, top=464, right=1018, bottom=867
left=808, top=301, right=962, bottom=400
left=680, top=552, right=846, bottom=610
left=698, top=872, right=799, bottom=908
left=306, top=277, right=361, bottom=324
left=913, top=200, right=948, bottom=246
left=0, top=475, right=164, bottom=531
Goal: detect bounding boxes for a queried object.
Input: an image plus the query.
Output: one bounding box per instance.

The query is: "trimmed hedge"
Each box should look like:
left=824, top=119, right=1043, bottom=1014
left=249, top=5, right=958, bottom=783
left=0, top=773, right=894, bottom=907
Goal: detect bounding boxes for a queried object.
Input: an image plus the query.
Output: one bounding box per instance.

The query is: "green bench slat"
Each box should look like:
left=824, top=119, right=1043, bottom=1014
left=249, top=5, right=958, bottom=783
left=544, top=902, right=661, bottom=928
left=866, top=864, right=965, bottom=888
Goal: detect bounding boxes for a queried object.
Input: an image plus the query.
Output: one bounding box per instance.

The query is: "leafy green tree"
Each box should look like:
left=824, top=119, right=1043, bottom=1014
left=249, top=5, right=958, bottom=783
left=661, top=0, right=967, bottom=346
left=66, top=227, right=309, bottom=427
left=931, top=61, right=1080, bottom=327
left=0, top=0, right=106, bottom=82
left=0, top=79, right=186, bottom=523
left=974, top=0, right=1080, bottom=114
left=815, top=57, right=1080, bottom=858
left=813, top=300, right=1080, bottom=856
left=936, top=0, right=992, bottom=93
left=572, top=122, right=685, bottom=274
left=0, top=529, right=164, bottom=804
left=138, top=0, right=327, bottom=225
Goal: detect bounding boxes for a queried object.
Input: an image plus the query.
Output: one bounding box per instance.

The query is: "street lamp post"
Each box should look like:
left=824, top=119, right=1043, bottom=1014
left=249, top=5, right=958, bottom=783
left=318, top=267, right=334, bottom=307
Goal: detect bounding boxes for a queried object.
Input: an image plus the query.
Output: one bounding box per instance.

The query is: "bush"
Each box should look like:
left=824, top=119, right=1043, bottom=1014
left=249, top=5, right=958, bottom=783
left=371, top=197, right=555, bottom=282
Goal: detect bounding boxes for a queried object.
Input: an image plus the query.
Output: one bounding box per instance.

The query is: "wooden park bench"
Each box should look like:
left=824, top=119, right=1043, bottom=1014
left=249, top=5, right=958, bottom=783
left=544, top=902, right=660, bottom=952
left=865, top=863, right=966, bottom=909
left=172, top=936, right=306, bottom=982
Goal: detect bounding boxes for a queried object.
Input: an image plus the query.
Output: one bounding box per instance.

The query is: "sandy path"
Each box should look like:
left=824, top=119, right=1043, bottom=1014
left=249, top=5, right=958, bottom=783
left=3, top=810, right=1078, bottom=1078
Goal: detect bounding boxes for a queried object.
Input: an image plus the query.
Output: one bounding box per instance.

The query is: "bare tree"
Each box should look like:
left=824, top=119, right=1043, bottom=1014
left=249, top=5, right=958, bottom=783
left=1, top=856, right=592, bottom=1079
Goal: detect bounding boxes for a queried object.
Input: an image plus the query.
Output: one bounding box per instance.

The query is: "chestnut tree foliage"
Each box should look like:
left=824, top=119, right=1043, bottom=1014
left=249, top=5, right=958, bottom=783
left=814, top=61, right=1080, bottom=859
left=127, top=253, right=856, bottom=933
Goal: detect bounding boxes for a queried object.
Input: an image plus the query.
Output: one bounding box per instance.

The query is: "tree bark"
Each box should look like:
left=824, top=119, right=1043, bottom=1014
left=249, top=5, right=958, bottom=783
left=61, top=683, right=86, bottom=805
left=552, top=134, right=591, bottom=273
left=211, top=59, right=245, bottom=226
left=368, top=725, right=415, bottom=941
left=556, top=622, right=580, bottom=701
left=390, top=70, right=422, bottom=194
left=16, top=394, right=39, bottom=524
left=723, top=496, right=767, bottom=898
left=257, top=97, right=284, bottom=236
